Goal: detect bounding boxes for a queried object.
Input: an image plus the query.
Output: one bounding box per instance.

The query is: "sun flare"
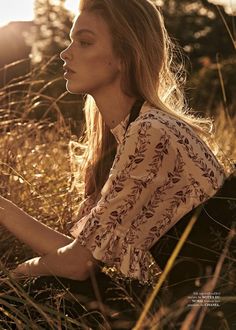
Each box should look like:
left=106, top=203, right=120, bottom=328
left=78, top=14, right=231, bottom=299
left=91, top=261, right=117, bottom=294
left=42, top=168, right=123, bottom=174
left=0, top=0, right=80, bottom=28
left=0, top=0, right=34, bottom=27
left=0, top=0, right=235, bottom=28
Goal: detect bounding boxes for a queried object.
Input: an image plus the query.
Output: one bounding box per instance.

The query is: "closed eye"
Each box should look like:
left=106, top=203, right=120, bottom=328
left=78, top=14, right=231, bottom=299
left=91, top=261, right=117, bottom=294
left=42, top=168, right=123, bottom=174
left=79, top=41, right=92, bottom=47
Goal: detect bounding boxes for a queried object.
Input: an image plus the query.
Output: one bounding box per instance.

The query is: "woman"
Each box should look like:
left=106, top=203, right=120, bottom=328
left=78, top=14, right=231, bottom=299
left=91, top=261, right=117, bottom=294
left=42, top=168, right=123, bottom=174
left=0, top=0, right=234, bottom=284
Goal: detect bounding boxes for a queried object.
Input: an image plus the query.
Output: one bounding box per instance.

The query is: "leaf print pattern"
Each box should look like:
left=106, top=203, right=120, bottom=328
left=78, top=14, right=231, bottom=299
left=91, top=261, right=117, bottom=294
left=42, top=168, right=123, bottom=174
left=69, top=103, right=226, bottom=284
left=120, top=149, right=186, bottom=259
left=141, top=111, right=224, bottom=190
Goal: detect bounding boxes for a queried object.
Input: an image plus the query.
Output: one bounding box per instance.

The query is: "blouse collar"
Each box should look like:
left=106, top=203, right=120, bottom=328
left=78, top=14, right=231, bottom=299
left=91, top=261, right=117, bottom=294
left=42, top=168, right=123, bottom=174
left=110, top=101, right=149, bottom=144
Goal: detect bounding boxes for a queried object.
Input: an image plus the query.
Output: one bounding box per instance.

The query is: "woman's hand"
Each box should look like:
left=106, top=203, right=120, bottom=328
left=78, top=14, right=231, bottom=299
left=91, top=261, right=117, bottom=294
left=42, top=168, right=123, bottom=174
left=9, top=267, right=29, bottom=282
left=7, top=240, right=96, bottom=281
left=0, top=195, right=96, bottom=281
left=9, top=257, right=41, bottom=281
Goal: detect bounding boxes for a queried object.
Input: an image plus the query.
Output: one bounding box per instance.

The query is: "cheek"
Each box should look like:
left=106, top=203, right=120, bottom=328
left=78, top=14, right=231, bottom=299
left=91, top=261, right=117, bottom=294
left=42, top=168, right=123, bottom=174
left=84, top=50, right=119, bottom=76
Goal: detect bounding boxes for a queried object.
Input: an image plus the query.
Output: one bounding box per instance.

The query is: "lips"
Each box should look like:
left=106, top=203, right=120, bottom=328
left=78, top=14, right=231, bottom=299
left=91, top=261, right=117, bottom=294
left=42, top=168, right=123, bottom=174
left=63, top=65, right=76, bottom=73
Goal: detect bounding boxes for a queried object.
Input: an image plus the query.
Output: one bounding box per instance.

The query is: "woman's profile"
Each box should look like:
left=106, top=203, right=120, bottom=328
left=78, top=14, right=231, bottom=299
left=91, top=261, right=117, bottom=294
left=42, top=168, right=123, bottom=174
left=0, top=0, right=234, bottom=285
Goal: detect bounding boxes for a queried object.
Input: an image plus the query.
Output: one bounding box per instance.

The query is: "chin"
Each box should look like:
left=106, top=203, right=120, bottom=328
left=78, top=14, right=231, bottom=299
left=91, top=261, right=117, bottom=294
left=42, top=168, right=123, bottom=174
left=66, top=82, right=85, bottom=95
left=65, top=79, right=101, bottom=96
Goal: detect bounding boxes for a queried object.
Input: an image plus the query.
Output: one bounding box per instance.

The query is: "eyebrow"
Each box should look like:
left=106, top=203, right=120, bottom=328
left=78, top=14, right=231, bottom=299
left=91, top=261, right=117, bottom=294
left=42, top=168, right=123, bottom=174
left=69, top=29, right=96, bottom=40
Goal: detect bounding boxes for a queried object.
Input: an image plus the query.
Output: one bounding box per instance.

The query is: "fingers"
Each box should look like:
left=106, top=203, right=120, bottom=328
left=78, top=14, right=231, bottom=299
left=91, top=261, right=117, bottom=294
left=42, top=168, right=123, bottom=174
left=9, top=262, right=31, bottom=280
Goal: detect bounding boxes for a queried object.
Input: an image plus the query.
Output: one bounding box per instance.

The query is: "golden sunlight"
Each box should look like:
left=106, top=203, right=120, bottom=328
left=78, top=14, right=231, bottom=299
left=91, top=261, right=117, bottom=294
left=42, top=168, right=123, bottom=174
left=209, top=0, right=236, bottom=14
left=0, top=0, right=79, bottom=28
left=0, top=0, right=234, bottom=28
left=0, top=0, right=34, bottom=27
left=64, top=0, right=79, bottom=14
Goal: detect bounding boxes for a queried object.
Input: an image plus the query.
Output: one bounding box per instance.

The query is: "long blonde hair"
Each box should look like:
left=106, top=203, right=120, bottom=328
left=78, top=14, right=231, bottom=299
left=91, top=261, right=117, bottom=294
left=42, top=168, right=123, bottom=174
left=69, top=0, right=234, bottom=205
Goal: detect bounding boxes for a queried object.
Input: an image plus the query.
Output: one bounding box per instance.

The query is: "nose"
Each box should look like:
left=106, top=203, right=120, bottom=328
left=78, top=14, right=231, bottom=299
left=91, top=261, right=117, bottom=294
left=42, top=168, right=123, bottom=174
left=60, top=46, right=72, bottom=62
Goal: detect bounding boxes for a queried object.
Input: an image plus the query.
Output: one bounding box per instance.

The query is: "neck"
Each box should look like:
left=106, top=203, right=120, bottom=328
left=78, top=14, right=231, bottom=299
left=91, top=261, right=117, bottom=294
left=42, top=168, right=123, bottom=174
left=90, top=86, right=137, bottom=129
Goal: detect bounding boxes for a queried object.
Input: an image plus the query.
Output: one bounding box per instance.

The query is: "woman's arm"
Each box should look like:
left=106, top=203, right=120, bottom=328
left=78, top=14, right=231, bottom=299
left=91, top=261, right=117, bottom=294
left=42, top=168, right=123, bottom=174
left=0, top=196, right=97, bottom=280
left=11, top=238, right=97, bottom=281
left=0, top=196, right=73, bottom=256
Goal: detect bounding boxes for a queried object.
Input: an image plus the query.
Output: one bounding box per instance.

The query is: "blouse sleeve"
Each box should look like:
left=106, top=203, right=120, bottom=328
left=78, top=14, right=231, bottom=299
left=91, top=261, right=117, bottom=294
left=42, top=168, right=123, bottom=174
left=69, top=118, right=226, bottom=283
left=75, top=195, right=97, bottom=221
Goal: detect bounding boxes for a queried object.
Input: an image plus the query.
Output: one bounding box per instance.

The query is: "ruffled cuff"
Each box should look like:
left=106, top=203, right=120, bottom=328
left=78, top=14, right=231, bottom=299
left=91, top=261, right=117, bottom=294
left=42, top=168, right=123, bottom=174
left=69, top=220, right=162, bottom=285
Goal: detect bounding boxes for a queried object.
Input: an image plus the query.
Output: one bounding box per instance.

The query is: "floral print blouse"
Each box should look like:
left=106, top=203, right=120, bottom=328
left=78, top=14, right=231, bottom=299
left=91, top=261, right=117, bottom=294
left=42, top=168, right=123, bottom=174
left=69, top=102, right=226, bottom=284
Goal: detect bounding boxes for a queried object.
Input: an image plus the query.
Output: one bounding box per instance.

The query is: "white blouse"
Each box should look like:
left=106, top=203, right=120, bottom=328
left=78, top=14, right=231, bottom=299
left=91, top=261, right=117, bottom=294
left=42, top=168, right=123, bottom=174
left=69, top=102, right=226, bottom=284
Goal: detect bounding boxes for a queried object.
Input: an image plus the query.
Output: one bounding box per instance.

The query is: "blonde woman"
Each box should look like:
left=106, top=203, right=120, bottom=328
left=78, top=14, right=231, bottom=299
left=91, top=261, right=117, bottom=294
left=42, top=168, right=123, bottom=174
left=0, top=0, right=234, bottom=285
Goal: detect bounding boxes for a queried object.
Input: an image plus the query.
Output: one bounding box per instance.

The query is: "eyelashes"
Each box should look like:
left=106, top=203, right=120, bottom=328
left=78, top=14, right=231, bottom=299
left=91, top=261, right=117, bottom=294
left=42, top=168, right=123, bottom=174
left=79, top=41, right=93, bottom=47
left=68, top=39, right=93, bottom=48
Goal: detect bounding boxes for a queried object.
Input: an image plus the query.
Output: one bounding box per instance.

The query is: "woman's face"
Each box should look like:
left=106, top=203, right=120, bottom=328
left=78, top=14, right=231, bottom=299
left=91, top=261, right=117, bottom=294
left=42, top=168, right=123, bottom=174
left=60, top=11, right=121, bottom=96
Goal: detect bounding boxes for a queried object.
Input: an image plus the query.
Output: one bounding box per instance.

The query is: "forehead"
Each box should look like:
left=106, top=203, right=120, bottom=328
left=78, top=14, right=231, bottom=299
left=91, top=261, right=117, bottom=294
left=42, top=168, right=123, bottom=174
left=70, top=11, right=111, bottom=39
